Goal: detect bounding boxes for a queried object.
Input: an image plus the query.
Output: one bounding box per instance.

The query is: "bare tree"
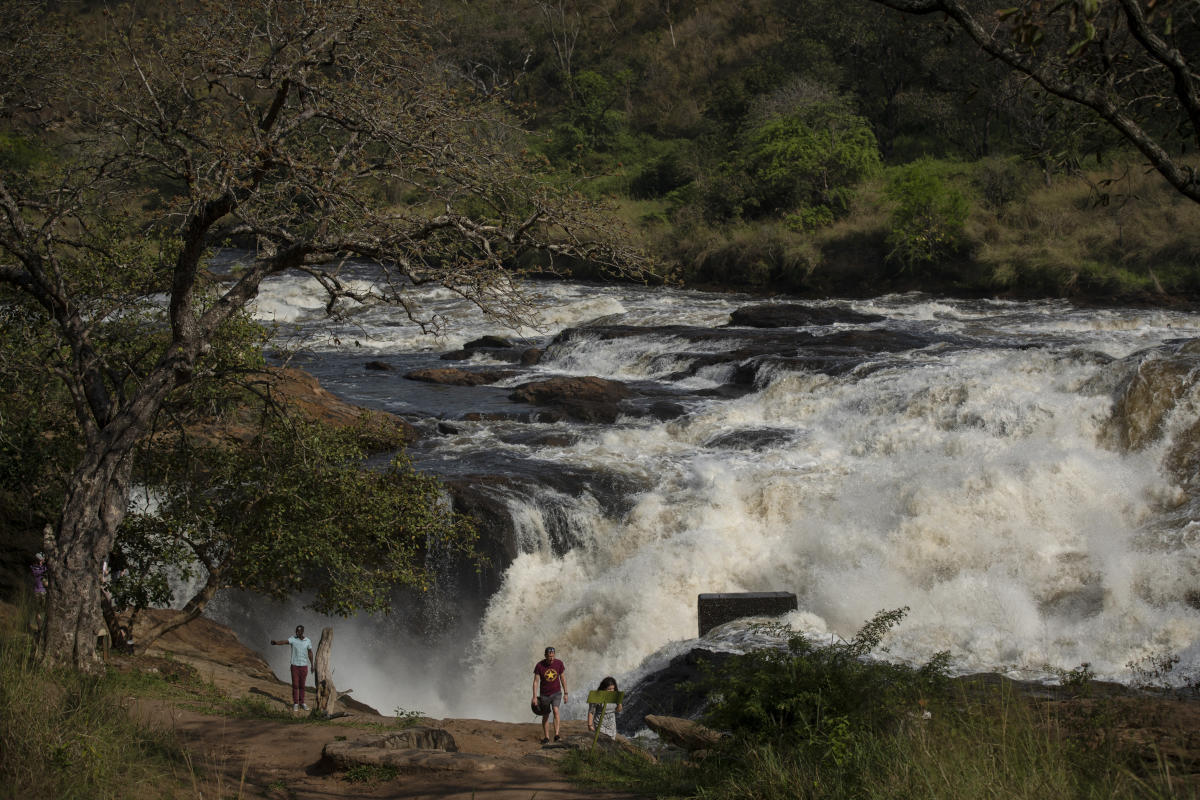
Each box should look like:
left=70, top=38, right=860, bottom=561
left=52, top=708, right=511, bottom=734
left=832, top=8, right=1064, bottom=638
left=533, top=0, right=584, bottom=97
left=860, top=0, right=1200, bottom=204
left=0, top=0, right=644, bottom=670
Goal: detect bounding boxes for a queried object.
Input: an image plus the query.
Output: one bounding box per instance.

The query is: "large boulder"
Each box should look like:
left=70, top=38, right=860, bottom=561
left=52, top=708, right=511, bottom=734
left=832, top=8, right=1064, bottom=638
left=643, top=715, right=727, bottom=751
left=508, top=376, right=632, bottom=423
left=133, top=608, right=275, bottom=681
left=1104, top=340, right=1200, bottom=452
left=405, top=367, right=515, bottom=386
left=728, top=303, right=885, bottom=328
left=439, top=334, right=529, bottom=364
left=618, top=648, right=733, bottom=734
left=464, top=335, right=513, bottom=349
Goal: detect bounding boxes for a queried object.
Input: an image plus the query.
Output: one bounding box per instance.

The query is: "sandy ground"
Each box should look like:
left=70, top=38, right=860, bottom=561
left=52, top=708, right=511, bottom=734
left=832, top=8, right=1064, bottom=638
left=121, top=611, right=645, bottom=799
left=133, top=698, right=643, bottom=800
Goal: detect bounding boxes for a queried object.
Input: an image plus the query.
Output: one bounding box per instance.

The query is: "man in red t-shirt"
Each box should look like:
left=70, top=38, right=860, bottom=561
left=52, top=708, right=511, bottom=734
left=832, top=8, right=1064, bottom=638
left=531, top=646, right=568, bottom=743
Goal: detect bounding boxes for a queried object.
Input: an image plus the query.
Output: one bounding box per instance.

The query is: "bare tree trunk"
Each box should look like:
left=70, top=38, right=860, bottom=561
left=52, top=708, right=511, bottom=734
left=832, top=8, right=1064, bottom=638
left=40, top=365, right=180, bottom=670
left=41, top=450, right=133, bottom=672
left=314, top=627, right=336, bottom=717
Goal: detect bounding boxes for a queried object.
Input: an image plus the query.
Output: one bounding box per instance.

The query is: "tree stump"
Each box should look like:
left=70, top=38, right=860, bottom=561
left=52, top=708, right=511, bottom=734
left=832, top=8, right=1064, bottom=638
left=315, top=626, right=336, bottom=716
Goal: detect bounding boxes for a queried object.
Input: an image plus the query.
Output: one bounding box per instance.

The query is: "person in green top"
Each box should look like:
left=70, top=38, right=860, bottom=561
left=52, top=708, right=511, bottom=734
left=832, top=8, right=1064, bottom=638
left=270, top=624, right=314, bottom=711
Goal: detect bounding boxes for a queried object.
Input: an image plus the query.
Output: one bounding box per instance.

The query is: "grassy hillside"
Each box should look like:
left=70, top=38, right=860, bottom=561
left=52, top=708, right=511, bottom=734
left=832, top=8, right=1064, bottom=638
left=425, top=0, right=1200, bottom=303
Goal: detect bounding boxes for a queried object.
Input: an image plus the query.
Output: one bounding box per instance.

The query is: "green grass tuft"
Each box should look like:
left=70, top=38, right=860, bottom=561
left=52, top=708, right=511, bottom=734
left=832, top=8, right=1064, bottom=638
left=0, top=598, right=189, bottom=799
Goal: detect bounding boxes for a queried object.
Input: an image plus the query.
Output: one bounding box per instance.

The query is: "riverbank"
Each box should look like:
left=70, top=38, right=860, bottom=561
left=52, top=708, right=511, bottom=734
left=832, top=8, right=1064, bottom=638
left=0, top=602, right=646, bottom=799
left=5, top=604, right=1200, bottom=798
left=610, top=158, right=1200, bottom=307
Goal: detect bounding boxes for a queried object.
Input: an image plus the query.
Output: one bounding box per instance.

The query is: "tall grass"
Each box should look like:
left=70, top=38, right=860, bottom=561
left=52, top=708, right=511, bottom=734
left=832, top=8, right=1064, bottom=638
left=564, top=623, right=1196, bottom=800
left=0, top=597, right=189, bottom=800
left=567, top=688, right=1194, bottom=800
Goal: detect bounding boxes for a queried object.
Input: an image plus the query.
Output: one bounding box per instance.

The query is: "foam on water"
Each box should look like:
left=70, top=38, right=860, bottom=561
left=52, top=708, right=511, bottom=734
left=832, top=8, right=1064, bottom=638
left=222, top=268, right=1200, bottom=720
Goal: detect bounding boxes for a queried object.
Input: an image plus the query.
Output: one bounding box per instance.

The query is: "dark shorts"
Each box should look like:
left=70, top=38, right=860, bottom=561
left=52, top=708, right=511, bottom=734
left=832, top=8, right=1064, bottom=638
left=539, top=692, right=562, bottom=710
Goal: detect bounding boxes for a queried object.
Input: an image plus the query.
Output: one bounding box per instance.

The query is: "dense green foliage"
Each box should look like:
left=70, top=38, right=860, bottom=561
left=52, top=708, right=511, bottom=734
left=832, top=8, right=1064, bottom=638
left=122, top=413, right=475, bottom=619
left=700, top=609, right=949, bottom=756
left=563, top=611, right=1186, bottom=799
left=739, top=104, right=881, bottom=225
left=885, top=159, right=971, bottom=271
left=424, top=0, right=1200, bottom=301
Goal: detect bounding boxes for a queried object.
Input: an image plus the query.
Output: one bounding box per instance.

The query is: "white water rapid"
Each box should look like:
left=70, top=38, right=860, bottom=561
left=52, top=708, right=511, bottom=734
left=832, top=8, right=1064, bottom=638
left=210, top=262, right=1200, bottom=724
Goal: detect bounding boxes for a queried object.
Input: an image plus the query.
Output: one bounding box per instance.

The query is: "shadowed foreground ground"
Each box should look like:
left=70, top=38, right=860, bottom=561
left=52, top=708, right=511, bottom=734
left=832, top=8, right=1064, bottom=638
left=122, top=610, right=644, bottom=800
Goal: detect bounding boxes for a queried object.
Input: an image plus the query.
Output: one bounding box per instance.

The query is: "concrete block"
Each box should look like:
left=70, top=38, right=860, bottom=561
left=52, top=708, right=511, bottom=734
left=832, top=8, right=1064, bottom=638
left=697, top=592, right=797, bottom=636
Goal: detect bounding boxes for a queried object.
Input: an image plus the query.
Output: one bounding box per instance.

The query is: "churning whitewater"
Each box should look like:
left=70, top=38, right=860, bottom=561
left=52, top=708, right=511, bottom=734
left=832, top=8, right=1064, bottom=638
left=218, top=258, right=1200, bottom=722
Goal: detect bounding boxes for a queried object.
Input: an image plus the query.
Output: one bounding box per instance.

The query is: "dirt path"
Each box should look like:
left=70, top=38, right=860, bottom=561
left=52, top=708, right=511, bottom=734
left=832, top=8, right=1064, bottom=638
left=133, top=698, right=645, bottom=800
left=119, top=613, right=645, bottom=799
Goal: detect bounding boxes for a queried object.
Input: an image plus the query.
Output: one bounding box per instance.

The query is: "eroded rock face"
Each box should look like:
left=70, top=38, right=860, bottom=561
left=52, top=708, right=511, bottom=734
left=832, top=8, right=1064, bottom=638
left=132, top=609, right=275, bottom=681
left=241, top=367, right=417, bottom=450
left=618, top=648, right=733, bottom=734
left=728, top=303, right=886, bottom=328
left=321, top=728, right=502, bottom=773
left=1105, top=341, right=1200, bottom=452
left=1167, top=416, right=1200, bottom=493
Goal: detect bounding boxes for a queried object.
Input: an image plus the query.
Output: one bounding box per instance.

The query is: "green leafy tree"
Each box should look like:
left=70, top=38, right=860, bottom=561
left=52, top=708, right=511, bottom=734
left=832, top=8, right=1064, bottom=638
left=885, top=159, right=970, bottom=270
left=117, top=413, right=473, bottom=650
left=568, top=70, right=632, bottom=151
left=742, top=102, right=881, bottom=221
left=0, top=0, right=643, bottom=670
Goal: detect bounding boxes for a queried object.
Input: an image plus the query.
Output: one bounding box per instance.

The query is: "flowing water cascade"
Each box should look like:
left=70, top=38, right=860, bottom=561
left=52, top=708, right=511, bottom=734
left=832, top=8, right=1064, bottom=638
left=209, top=259, right=1200, bottom=722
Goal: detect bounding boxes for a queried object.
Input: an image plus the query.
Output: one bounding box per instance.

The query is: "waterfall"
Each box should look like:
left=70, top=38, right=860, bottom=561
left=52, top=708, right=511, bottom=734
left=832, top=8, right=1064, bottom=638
left=206, top=268, right=1200, bottom=721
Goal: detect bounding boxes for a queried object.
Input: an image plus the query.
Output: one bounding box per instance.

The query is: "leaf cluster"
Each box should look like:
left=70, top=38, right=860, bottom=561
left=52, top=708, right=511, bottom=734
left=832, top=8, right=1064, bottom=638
left=742, top=102, right=882, bottom=222
left=700, top=608, right=950, bottom=761
left=122, top=411, right=476, bottom=618
left=884, top=158, right=971, bottom=271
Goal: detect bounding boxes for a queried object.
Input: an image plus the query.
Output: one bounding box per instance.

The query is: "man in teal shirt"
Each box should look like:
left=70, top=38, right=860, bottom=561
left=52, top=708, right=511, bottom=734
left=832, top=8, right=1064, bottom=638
left=271, top=624, right=314, bottom=711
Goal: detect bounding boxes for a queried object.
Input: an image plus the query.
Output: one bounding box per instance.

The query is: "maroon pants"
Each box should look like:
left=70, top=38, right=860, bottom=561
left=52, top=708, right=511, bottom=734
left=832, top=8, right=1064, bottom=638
left=290, top=664, right=308, bottom=705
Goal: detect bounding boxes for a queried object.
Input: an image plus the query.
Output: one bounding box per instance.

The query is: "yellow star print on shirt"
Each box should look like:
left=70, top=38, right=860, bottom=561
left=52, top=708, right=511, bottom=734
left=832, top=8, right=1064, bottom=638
left=543, top=668, right=558, bottom=682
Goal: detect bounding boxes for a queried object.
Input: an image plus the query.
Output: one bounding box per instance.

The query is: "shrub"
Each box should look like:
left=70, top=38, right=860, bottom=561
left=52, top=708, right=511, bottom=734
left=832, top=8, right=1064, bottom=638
left=885, top=159, right=970, bottom=271
left=700, top=608, right=950, bottom=757
left=676, top=222, right=820, bottom=291
left=971, top=156, right=1036, bottom=211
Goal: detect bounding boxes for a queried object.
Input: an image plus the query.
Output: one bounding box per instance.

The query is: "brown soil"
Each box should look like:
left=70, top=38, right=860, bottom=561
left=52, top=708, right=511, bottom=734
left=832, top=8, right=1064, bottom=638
left=120, top=611, right=643, bottom=799
left=108, top=611, right=1200, bottom=797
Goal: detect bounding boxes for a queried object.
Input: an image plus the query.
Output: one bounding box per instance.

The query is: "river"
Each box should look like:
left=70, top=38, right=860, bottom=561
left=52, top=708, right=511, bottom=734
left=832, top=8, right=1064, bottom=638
left=205, top=260, right=1200, bottom=722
